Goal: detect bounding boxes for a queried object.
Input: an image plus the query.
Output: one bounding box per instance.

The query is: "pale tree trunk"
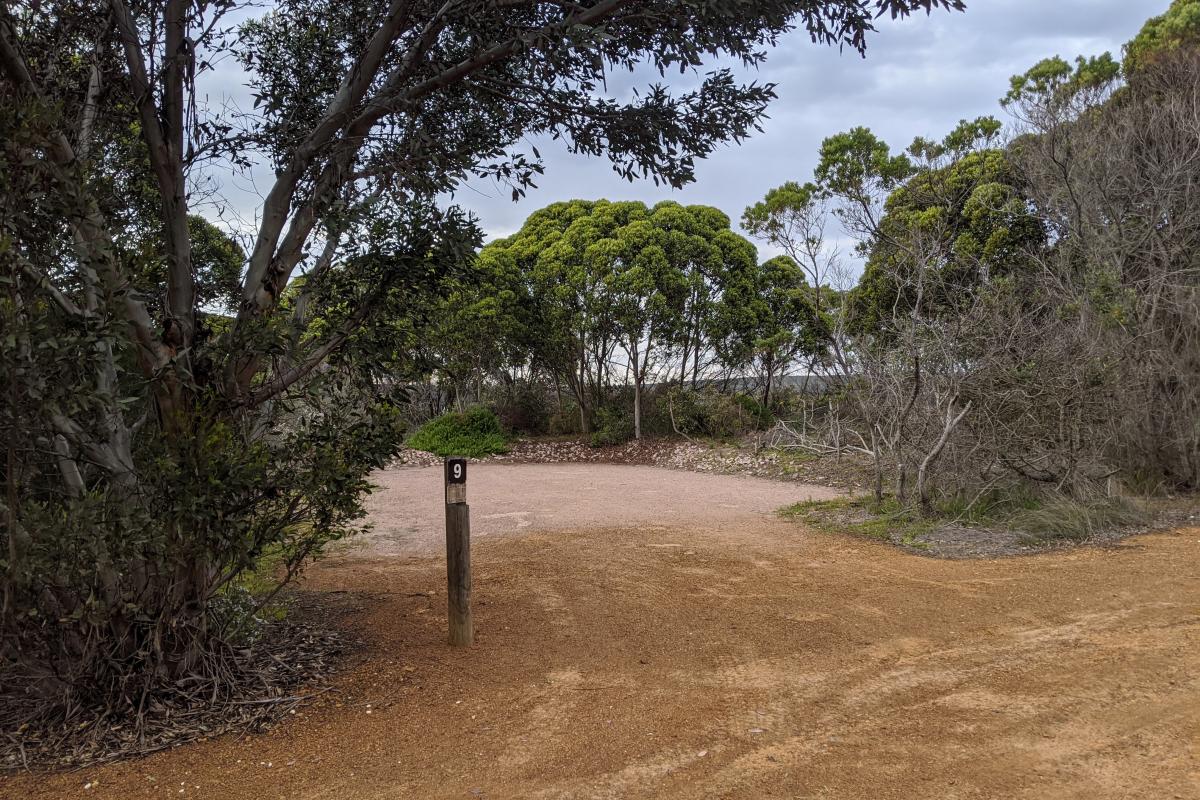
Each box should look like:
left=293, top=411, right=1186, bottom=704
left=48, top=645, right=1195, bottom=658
left=678, top=321, right=691, bottom=389
left=578, top=336, right=590, bottom=434
left=918, top=398, right=973, bottom=514
left=630, top=338, right=643, bottom=440
left=762, top=351, right=775, bottom=409
left=871, top=426, right=885, bottom=506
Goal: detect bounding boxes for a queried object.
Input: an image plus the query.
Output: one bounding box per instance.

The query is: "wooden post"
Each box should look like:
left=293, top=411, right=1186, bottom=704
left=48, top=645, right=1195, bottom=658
left=444, top=457, right=472, bottom=647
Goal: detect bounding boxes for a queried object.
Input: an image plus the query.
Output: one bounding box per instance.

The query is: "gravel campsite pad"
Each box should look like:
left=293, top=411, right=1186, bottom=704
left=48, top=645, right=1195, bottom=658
left=357, top=462, right=841, bottom=556
left=8, top=463, right=1198, bottom=800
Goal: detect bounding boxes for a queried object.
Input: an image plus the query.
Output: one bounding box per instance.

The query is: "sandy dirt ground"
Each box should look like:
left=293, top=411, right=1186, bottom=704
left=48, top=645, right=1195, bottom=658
left=6, top=464, right=1199, bottom=800
left=357, top=463, right=841, bottom=555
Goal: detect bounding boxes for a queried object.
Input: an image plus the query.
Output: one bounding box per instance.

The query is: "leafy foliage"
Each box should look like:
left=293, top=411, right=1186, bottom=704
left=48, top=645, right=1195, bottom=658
left=1002, top=53, right=1121, bottom=108
left=1124, top=0, right=1200, bottom=75
left=476, top=199, right=766, bottom=434
left=710, top=254, right=830, bottom=404
left=407, top=407, right=509, bottom=458
left=589, top=406, right=636, bottom=448
left=847, top=143, right=1043, bottom=333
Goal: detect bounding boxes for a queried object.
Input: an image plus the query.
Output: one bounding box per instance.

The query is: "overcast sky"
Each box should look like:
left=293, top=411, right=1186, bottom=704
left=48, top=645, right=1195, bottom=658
left=203, top=1, right=1162, bottom=272
left=451, top=1, right=1158, bottom=247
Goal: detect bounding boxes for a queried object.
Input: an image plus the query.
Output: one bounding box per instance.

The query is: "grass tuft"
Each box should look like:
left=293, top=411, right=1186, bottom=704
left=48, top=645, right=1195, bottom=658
left=1010, top=497, right=1147, bottom=543
left=936, top=484, right=1043, bottom=526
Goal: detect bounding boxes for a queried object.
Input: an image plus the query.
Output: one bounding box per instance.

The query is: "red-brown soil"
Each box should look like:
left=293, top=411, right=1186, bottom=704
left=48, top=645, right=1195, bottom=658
left=6, top=464, right=1198, bottom=799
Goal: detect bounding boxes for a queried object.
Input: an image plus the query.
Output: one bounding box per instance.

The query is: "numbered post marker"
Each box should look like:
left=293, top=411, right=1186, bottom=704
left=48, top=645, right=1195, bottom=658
left=445, top=457, right=467, bottom=504
left=443, top=456, right=472, bottom=646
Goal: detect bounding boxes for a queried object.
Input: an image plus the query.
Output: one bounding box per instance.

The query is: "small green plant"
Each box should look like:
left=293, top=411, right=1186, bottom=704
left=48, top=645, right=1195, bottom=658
left=407, top=407, right=509, bottom=458
left=732, top=392, right=774, bottom=429
left=590, top=406, right=635, bottom=447
left=214, top=546, right=290, bottom=641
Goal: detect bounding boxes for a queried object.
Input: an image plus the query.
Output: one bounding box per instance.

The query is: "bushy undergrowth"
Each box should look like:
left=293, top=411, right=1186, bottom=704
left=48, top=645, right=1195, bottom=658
left=782, top=489, right=1149, bottom=549
left=590, top=406, right=636, bottom=447
left=406, top=407, right=509, bottom=457
left=662, top=389, right=773, bottom=439
left=494, top=382, right=552, bottom=435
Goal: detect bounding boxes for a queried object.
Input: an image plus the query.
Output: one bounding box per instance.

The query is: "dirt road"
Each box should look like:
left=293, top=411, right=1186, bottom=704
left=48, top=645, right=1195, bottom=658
left=8, top=465, right=1199, bottom=799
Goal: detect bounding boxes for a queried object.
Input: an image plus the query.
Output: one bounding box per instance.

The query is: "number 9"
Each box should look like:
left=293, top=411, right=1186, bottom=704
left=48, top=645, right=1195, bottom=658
left=453, top=463, right=463, bottom=479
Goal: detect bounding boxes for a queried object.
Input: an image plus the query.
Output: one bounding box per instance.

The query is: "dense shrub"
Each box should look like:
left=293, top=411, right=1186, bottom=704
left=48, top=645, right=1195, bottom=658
left=494, top=380, right=552, bottom=435
left=548, top=406, right=583, bottom=435
left=589, top=406, right=635, bottom=447
left=657, top=388, right=770, bottom=439
left=734, top=392, right=775, bottom=429
left=0, top=368, right=404, bottom=735
left=406, top=407, right=509, bottom=458
left=706, top=393, right=766, bottom=437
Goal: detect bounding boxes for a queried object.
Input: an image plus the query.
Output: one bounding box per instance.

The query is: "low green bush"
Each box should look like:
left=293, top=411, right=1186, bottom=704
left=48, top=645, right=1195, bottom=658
left=589, top=406, right=635, bottom=447
left=658, top=387, right=706, bottom=434
left=732, top=392, right=774, bottom=429
left=406, top=407, right=509, bottom=458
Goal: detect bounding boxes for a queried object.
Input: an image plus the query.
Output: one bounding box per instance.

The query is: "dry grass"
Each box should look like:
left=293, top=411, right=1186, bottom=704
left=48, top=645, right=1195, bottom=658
left=1010, top=497, right=1148, bottom=543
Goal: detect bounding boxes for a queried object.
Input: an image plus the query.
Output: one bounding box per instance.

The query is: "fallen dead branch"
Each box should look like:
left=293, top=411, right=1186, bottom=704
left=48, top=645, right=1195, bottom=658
left=763, top=420, right=874, bottom=458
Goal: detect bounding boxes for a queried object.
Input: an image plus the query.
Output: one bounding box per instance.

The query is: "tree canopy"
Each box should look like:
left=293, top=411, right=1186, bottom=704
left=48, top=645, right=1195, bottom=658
left=1125, top=0, right=1200, bottom=75
left=846, top=141, right=1043, bottom=333
left=474, top=199, right=765, bottom=436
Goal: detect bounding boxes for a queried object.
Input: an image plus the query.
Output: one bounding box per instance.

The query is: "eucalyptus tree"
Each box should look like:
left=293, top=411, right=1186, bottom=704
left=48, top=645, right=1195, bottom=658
left=1124, top=0, right=1200, bottom=75
left=845, top=133, right=1043, bottom=334
left=482, top=199, right=629, bottom=432
left=741, top=181, right=836, bottom=311
left=601, top=203, right=709, bottom=439
left=710, top=255, right=828, bottom=407
left=1002, top=21, right=1200, bottom=490
left=479, top=199, right=758, bottom=436
left=760, top=119, right=1042, bottom=505
left=0, top=0, right=965, bottom=727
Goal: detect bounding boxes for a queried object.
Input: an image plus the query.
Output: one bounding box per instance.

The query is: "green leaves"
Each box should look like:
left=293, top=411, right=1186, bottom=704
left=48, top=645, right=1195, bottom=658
left=407, top=407, right=508, bottom=458
left=1, top=0, right=970, bottom=729
left=1002, top=53, right=1120, bottom=108
left=1125, top=0, right=1200, bottom=75
left=741, top=181, right=820, bottom=242
left=847, top=145, right=1042, bottom=334
left=816, top=127, right=914, bottom=205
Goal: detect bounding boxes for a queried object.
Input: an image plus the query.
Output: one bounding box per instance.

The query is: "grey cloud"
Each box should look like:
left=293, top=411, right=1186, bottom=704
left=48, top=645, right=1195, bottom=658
left=199, top=1, right=1169, bottom=268
left=464, top=0, right=1164, bottom=263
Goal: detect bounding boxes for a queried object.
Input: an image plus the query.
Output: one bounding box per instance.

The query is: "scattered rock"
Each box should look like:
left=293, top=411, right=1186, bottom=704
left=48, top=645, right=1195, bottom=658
left=395, top=437, right=870, bottom=491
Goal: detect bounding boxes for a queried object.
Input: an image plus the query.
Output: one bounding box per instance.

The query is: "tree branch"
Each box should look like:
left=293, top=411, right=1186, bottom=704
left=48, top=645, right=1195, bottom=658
left=0, top=15, right=166, bottom=376
left=110, top=0, right=195, bottom=353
